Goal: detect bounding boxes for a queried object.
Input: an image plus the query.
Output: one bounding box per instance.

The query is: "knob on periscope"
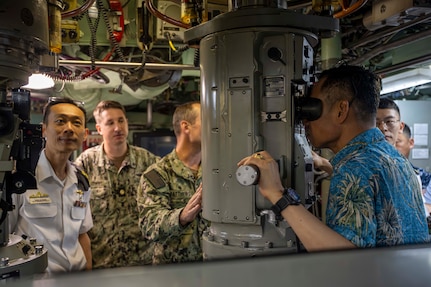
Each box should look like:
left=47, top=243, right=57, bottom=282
left=236, top=164, right=260, bottom=186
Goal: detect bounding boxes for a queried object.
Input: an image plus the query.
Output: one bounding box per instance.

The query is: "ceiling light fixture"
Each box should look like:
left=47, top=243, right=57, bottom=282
left=21, top=73, right=55, bottom=90
left=380, top=68, right=431, bottom=95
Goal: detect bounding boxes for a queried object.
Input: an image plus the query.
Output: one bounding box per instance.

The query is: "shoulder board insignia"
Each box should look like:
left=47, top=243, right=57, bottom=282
left=74, top=166, right=90, bottom=192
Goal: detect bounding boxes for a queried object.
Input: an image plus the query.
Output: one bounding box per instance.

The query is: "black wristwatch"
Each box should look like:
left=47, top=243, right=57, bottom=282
left=271, top=188, right=301, bottom=216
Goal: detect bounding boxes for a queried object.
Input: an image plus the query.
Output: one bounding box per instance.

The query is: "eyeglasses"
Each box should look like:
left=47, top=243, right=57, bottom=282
left=376, top=119, right=400, bottom=129
left=48, top=97, right=85, bottom=108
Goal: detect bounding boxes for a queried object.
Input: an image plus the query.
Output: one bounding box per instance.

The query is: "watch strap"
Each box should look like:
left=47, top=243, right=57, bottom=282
left=271, top=188, right=301, bottom=216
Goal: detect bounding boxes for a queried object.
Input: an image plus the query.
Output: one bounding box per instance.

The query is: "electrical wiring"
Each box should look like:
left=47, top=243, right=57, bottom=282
left=168, top=40, right=178, bottom=52
left=62, top=0, right=96, bottom=18
left=145, top=0, right=190, bottom=29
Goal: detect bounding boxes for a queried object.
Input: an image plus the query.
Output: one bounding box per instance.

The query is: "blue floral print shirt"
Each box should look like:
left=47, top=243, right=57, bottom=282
left=326, top=128, right=429, bottom=247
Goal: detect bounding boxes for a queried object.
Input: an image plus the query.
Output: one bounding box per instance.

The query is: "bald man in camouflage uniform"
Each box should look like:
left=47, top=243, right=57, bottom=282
left=137, top=102, right=209, bottom=264
left=75, top=100, right=159, bottom=268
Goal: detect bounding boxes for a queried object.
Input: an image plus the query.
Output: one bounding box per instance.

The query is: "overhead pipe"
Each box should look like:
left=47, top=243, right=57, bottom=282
left=348, top=13, right=431, bottom=50
left=350, top=28, right=431, bottom=65
left=334, top=0, right=368, bottom=19
left=286, top=0, right=311, bottom=10
left=59, top=59, right=199, bottom=70
left=375, top=53, right=431, bottom=76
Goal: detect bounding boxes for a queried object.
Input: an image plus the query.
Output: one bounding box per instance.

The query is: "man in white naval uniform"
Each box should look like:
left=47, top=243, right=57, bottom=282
left=9, top=97, right=93, bottom=273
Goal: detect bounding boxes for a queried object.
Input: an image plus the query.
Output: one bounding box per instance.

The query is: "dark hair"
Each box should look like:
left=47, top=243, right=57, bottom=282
left=43, top=97, right=87, bottom=125
left=378, top=98, right=401, bottom=118
left=319, top=65, right=380, bottom=121
left=93, top=100, right=126, bottom=123
left=172, top=101, right=200, bottom=136
left=402, top=123, right=412, bottom=139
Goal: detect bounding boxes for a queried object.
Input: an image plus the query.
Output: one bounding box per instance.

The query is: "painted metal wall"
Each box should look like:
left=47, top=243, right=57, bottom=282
left=396, top=100, right=431, bottom=172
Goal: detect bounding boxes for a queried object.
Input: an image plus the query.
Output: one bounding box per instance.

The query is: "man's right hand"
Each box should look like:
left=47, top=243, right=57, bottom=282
left=179, top=184, right=202, bottom=226
left=237, top=151, right=284, bottom=205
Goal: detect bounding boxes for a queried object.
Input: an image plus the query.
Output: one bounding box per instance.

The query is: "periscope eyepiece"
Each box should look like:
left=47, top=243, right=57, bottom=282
left=295, top=97, right=323, bottom=122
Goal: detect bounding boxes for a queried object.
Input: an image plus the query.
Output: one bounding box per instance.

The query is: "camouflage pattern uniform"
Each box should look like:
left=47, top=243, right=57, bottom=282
left=137, top=149, right=210, bottom=265
left=75, top=143, right=159, bottom=268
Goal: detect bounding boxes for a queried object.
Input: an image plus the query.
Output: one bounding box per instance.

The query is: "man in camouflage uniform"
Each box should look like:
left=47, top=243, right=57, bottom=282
left=75, top=100, right=159, bottom=268
left=137, top=101, right=209, bottom=264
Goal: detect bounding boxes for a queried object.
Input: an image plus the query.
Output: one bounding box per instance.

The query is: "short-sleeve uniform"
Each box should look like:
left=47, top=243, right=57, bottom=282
left=9, top=150, right=93, bottom=273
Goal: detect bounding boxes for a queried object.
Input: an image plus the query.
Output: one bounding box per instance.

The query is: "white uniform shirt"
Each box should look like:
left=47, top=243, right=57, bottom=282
left=9, top=150, right=93, bottom=273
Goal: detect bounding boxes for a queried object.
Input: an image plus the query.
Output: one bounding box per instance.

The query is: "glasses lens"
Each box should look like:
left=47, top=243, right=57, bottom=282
left=377, top=120, right=398, bottom=129
left=386, top=121, right=396, bottom=129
